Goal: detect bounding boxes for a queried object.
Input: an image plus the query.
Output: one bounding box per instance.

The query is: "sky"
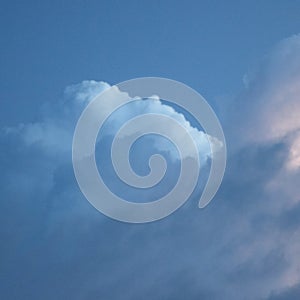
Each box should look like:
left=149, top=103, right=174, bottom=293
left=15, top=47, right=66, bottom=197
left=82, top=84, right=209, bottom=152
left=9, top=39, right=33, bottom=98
left=1, top=1, right=300, bottom=299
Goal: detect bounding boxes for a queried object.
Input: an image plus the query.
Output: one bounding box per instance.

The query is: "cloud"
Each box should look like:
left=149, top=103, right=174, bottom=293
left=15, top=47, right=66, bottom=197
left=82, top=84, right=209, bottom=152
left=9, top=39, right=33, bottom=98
left=5, top=80, right=219, bottom=164
left=1, top=35, right=300, bottom=300
left=232, top=34, right=300, bottom=172
left=224, top=34, right=300, bottom=298
left=64, top=80, right=111, bottom=104
left=268, top=283, right=300, bottom=299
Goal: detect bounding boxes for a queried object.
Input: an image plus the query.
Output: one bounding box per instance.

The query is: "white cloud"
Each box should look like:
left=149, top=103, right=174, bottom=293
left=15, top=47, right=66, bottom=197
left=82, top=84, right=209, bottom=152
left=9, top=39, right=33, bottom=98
left=64, top=80, right=111, bottom=104
left=5, top=80, right=221, bottom=164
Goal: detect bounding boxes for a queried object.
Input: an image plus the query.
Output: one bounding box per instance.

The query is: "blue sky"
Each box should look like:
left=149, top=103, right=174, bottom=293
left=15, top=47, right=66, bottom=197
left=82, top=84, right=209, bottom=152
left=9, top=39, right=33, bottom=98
left=1, top=1, right=300, bottom=299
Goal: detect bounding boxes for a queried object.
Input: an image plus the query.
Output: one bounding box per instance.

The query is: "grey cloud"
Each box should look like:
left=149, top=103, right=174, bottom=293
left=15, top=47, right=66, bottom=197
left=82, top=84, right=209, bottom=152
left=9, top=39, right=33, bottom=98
left=268, top=283, right=300, bottom=299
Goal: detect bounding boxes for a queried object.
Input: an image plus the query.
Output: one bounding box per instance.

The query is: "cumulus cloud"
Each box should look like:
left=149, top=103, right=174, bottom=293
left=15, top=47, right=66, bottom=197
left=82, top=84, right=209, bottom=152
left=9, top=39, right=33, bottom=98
left=99, top=92, right=222, bottom=162
left=64, top=80, right=111, bottom=104
left=5, top=80, right=219, bottom=164
left=0, top=79, right=221, bottom=299
left=1, top=35, right=300, bottom=300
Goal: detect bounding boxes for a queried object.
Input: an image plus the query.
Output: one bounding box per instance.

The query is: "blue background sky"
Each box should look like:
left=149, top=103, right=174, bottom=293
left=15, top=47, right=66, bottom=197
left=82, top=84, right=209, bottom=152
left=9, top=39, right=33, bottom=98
left=1, top=1, right=300, bottom=299
left=2, top=0, right=300, bottom=126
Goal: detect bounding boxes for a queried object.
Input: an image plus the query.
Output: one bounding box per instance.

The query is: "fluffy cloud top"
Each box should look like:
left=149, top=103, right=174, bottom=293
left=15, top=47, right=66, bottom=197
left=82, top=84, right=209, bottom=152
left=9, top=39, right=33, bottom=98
left=6, top=80, right=219, bottom=164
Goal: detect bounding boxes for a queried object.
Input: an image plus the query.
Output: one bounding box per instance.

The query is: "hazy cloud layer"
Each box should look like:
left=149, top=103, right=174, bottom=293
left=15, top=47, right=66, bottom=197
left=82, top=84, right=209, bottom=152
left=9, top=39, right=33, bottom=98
left=232, top=35, right=300, bottom=171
